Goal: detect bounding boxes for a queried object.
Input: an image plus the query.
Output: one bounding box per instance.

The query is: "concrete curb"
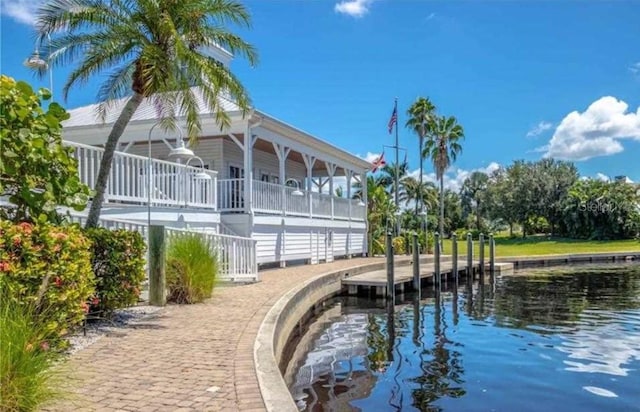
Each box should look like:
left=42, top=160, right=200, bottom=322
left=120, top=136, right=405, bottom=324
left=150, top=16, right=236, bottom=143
left=253, top=259, right=395, bottom=412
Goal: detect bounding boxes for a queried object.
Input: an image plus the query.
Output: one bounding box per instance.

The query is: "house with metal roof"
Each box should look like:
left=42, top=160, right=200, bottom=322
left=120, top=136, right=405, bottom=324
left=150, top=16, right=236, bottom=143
left=62, top=75, right=370, bottom=277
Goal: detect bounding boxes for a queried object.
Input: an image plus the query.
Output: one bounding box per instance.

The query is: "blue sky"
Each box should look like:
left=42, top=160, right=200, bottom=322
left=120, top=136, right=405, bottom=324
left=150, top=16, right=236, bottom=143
left=1, top=0, right=639, bottom=188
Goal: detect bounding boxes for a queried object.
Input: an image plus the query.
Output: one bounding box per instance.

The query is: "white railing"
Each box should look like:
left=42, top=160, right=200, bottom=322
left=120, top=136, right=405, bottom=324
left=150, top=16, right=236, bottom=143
left=252, top=180, right=282, bottom=213
left=217, top=179, right=365, bottom=221
left=66, top=141, right=218, bottom=210
left=68, top=215, right=149, bottom=243
left=165, top=227, right=258, bottom=282
left=217, top=178, right=244, bottom=212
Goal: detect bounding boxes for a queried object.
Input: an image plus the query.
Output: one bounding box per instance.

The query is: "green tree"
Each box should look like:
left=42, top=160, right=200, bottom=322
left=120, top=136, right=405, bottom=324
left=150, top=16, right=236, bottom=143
left=460, top=171, right=489, bottom=231
left=424, top=115, right=464, bottom=243
left=531, top=159, right=578, bottom=235
left=36, top=0, right=258, bottom=227
left=406, top=97, right=437, bottom=215
left=0, top=76, right=89, bottom=223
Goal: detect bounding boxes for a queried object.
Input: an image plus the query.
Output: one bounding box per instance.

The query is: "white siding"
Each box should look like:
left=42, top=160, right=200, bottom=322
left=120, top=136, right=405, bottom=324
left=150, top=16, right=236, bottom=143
left=222, top=139, right=306, bottom=181
left=126, top=138, right=224, bottom=172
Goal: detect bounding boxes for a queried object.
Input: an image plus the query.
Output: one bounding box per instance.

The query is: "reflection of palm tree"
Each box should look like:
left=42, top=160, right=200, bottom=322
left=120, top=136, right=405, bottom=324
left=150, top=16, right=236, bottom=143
left=411, top=290, right=466, bottom=410
left=366, top=314, right=390, bottom=372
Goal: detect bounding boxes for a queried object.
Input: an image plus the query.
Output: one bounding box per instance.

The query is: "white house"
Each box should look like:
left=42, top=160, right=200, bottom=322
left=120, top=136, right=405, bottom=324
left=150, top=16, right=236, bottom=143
left=62, top=90, right=371, bottom=272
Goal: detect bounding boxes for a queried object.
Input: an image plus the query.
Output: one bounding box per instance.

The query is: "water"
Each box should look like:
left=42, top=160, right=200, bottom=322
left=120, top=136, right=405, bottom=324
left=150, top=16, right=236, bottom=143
left=285, top=263, right=640, bottom=411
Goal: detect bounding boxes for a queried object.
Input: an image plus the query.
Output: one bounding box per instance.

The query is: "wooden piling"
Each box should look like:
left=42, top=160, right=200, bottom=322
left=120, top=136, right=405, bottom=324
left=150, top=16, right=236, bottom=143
left=412, top=233, right=420, bottom=293
left=434, top=232, right=441, bottom=288
left=489, top=234, right=496, bottom=274
left=149, top=225, right=166, bottom=306
left=386, top=232, right=394, bottom=303
left=479, top=233, right=485, bottom=277
left=467, top=233, right=473, bottom=279
left=452, top=233, right=458, bottom=282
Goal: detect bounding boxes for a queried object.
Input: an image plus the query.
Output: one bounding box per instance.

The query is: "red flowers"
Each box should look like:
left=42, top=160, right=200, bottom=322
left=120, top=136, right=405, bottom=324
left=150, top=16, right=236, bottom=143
left=0, top=261, right=9, bottom=272
left=40, top=341, right=50, bottom=351
left=53, top=277, right=63, bottom=287
left=81, top=302, right=90, bottom=313
left=12, top=236, right=21, bottom=246
left=91, top=296, right=100, bottom=306
left=18, top=222, right=33, bottom=234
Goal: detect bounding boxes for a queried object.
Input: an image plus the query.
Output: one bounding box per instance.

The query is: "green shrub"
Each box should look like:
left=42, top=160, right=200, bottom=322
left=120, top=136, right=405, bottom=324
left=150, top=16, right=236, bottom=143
left=0, top=221, right=94, bottom=349
left=392, top=236, right=406, bottom=255
left=0, top=75, right=89, bottom=223
left=84, top=228, right=146, bottom=316
left=0, top=286, right=65, bottom=411
left=166, top=233, right=218, bottom=304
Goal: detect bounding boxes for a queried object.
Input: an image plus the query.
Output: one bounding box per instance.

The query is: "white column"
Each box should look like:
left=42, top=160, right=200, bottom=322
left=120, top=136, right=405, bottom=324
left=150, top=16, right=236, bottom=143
left=303, top=154, right=316, bottom=218
left=273, top=142, right=291, bottom=215
left=243, top=126, right=258, bottom=214
left=346, top=169, right=353, bottom=220
left=325, top=162, right=337, bottom=220
left=361, top=171, right=368, bottom=256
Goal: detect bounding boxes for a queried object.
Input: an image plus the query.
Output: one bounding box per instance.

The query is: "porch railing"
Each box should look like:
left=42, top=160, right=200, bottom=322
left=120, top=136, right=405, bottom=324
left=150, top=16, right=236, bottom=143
left=66, top=141, right=218, bottom=210
left=217, top=178, right=366, bottom=221
left=166, top=227, right=258, bottom=282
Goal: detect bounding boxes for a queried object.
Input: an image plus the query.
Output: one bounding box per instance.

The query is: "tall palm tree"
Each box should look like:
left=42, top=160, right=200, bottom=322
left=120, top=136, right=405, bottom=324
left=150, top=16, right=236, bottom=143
left=36, top=0, right=258, bottom=227
left=378, top=161, right=409, bottom=197
left=424, top=115, right=464, bottom=241
left=401, top=176, right=437, bottom=211
left=406, top=97, right=436, bottom=217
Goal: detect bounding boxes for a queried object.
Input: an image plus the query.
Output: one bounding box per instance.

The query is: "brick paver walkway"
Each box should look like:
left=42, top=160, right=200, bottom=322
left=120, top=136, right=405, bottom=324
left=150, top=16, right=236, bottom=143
left=49, top=257, right=385, bottom=412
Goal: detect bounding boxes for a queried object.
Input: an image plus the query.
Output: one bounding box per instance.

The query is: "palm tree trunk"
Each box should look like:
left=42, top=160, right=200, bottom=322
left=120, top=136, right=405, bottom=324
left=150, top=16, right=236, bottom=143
left=439, top=175, right=444, bottom=251
left=417, top=135, right=423, bottom=216
left=85, top=93, right=144, bottom=228
left=476, top=200, right=481, bottom=231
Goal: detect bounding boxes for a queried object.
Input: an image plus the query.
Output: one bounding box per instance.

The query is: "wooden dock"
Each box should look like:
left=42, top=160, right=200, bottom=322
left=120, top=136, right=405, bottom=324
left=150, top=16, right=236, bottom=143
left=342, top=260, right=514, bottom=297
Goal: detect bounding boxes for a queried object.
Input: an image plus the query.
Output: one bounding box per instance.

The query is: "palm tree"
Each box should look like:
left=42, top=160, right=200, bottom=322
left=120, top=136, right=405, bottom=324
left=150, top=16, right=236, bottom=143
left=36, top=0, right=258, bottom=227
left=424, top=115, right=464, bottom=242
left=406, top=97, right=436, bottom=217
left=378, top=162, right=409, bottom=197
left=401, top=176, right=437, bottom=211
left=461, top=171, right=489, bottom=231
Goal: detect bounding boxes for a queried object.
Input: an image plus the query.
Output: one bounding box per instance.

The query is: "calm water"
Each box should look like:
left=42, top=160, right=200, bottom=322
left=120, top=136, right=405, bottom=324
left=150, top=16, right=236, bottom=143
left=285, top=263, right=640, bottom=411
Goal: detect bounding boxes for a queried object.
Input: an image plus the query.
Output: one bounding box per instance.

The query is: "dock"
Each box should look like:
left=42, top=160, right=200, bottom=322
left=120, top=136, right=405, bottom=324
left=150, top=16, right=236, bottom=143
left=342, top=259, right=514, bottom=297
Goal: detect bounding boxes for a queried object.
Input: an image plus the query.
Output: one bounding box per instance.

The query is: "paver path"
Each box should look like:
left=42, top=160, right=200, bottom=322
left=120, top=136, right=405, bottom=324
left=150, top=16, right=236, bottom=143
left=48, top=257, right=387, bottom=412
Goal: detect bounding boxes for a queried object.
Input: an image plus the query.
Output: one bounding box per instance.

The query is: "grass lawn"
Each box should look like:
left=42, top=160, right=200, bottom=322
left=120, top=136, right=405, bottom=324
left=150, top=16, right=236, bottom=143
left=442, top=236, right=640, bottom=258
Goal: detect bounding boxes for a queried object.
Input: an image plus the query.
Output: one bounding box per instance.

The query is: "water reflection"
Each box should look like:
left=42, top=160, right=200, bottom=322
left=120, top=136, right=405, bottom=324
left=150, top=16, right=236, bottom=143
left=288, top=263, right=640, bottom=411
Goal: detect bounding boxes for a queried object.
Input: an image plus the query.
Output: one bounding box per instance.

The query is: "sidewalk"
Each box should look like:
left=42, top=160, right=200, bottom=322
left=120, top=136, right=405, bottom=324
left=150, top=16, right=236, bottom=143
left=50, top=257, right=385, bottom=412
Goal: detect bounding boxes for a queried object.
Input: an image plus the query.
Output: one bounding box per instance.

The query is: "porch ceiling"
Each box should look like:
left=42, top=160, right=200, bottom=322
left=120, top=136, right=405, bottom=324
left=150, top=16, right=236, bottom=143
left=222, top=135, right=347, bottom=176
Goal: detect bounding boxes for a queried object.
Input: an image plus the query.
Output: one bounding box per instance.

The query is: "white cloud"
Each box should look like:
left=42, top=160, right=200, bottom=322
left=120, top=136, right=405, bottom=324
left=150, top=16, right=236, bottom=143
left=526, top=121, right=553, bottom=138
left=358, top=152, right=381, bottom=164
left=334, top=0, right=374, bottom=18
left=407, top=162, right=500, bottom=193
left=540, top=96, right=640, bottom=161
left=425, top=12, right=436, bottom=21
left=596, top=173, right=610, bottom=182
left=1, top=0, right=43, bottom=25
left=629, top=62, right=640, bottom=76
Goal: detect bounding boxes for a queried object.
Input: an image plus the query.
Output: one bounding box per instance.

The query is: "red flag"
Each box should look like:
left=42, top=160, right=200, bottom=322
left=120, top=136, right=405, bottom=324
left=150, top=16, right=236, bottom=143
left=371, top=152, right=386, bottom=172
left=387, top=106, right=397, bottom=134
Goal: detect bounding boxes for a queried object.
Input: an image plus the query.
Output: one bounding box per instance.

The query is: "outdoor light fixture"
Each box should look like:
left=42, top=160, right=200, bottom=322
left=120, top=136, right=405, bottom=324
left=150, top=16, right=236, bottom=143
left=186, top=156, right=212, bottom=181
left=286, top=179, right=304, bottom=196
left=24, top=33, right=54, bottom=97
left=168, top=137, right=195, bottom=159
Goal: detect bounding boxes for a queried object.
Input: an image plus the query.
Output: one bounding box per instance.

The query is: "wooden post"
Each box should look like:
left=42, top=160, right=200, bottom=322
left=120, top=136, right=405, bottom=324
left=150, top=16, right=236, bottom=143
left=452, top=233, right=458, bottom=282
left=149, top=225, right=166, bottom=306
left=479, top=233, right=485, bottom=278
left=434, top=232, right=441, bottom=289
left=489, top=234, right=496, bottom=274
left=467, top=232, right=473, bottom=279
left=412, top=233, right=420, bottom=293
left=386, top=232, right=394, bottom=304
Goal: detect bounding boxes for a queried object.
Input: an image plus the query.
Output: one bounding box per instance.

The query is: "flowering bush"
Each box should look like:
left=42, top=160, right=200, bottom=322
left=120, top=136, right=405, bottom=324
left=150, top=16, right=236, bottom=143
left=0, top=221, right=94, bottom=349
left=84, top=228, right=146, bottom=315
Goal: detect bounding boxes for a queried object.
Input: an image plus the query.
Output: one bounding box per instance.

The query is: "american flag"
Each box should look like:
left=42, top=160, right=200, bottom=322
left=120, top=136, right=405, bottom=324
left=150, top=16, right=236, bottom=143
left=387, top=106, right=397, bottom=134
left=371, top=151, right=386, bottom=172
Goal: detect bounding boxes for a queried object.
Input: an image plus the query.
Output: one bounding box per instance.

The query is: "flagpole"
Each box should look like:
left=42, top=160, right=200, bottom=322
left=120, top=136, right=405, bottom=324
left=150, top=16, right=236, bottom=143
left=394, top=97, right=399, bottom=224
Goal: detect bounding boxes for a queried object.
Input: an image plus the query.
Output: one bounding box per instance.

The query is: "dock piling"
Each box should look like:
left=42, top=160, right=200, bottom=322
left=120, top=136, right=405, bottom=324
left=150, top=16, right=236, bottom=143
left=452, top=233, right=458, bottom=283
left=386, top=232, right=395, bottom=303
left=434, top=232, right=441, bottom=289
left=479, top=233, right=485, bottom=278
left=467, top=232, right=473, bottom=279
left=489, top=234, right=495, bottom=274
left=412, top=232, right=420, bottom=293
